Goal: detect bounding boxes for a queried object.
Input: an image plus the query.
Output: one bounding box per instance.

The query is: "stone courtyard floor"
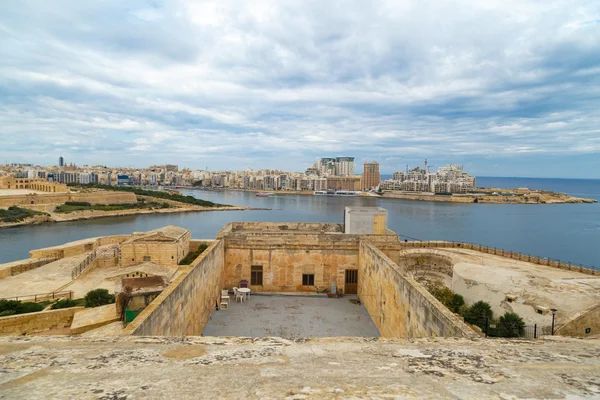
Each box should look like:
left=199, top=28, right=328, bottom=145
left=202, top=294, right=381, bottom=338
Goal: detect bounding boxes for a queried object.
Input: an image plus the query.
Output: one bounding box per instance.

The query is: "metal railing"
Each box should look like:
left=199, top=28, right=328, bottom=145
left=467, top=316, right=559, bottom=339
left=396, top=235, right=598, bottom=275
left=1, top=290, right=73, bottom=303
left=71, top=250, right=97, bottom=280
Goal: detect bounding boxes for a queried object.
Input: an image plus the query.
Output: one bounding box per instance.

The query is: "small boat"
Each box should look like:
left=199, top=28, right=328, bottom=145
left=256, top=192, right=272, bottom=197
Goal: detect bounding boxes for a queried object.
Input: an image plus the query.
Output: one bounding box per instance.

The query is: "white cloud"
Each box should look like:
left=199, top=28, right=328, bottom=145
left=0, top=0, right=599, bottom=176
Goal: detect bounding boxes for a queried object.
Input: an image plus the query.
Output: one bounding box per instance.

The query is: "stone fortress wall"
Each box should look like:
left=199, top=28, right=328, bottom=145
left=2, top=217, right=598, bottom=339
left=358, top=241, right=476, bottom=338
left=0, top=307, right=84, bottom=336
left=0, top=191, right=136, bottom=207
left=0, top=176, right=68, bottom=193
left=123, top=240, right=225, bottom=336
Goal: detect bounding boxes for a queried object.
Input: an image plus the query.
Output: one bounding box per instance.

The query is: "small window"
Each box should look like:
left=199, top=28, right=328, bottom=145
left=302, top=274, right=315, bottom=286
left=143, top=256, right=151, bottom=261
left=537, top=309, right=543, bottom=315
left=171, top=256, right=174, bottom=259
left=251, top=265, right=263, bottom=285
left=132, top=258, right=135, bottom=261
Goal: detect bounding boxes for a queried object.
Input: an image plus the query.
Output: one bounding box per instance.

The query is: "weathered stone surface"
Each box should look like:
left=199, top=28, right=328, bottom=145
left=0, top=336, right=598, bottom=399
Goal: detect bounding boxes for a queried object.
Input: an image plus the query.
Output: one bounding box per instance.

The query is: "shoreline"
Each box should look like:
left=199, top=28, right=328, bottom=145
left=193, top=187, right=597, bottom=204
left=0, top=205, right=259, bottom=229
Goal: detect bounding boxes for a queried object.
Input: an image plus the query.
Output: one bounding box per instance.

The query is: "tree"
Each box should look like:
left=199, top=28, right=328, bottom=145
left=84, top=289, right=115, bottom=308
left=449, top=294, right=465, bottom=314
left=496, top=312, right=525, bottom=338
left=464, top=301, right=494, bottom=329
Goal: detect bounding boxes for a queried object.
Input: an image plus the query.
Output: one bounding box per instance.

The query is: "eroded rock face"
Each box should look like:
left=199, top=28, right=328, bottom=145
left=1, top=336, right=599, bottom=399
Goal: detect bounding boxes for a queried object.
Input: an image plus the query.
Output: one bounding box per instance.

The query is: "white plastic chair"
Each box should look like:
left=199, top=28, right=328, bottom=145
left=233, top=287, right=244, bottom=303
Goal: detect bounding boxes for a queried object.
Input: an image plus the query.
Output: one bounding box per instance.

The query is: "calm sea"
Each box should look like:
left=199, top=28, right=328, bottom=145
left=0, top=177, right=598, bottom=268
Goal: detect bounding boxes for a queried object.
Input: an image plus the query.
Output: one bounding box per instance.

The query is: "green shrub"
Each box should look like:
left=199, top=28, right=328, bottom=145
left=496, top=312, right=526, bottom=337
left=51, top=298, right=78, bottom=309
left=84, top=289, right=115, bottom=307
left=464, top=301, right=494, bottom=329
left=449, top=294, right=465, bottom=314
left=64, top=201, right=91, bottom=206
left=178, top=243, right=210, bottom=265
left=0, top=299, right=44, bottom=315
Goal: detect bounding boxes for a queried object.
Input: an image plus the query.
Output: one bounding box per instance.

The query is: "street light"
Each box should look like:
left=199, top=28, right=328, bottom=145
left=551, top=308, right=558, bottom=335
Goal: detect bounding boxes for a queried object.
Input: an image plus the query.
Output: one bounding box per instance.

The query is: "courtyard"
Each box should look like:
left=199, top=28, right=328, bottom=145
left=202, top=294, right=380, bottom=338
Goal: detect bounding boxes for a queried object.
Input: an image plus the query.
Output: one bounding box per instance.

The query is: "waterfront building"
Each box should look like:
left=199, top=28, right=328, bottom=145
left=335, top=157, right=355, bottom=176
left=362, top=161, right=380, bottom=191
left=59, top=156, right=64, bottom=167
left=326, top=176, right=362, bottom=191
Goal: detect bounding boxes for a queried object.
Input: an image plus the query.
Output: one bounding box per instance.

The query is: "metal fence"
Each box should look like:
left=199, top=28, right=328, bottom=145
left=396, top=234, right=598, bottom=275
left=1, top=290, right=73, bottom=303
left=468, top=317, right=555, bottom=339
left=71, top=250, right=97, bottom=280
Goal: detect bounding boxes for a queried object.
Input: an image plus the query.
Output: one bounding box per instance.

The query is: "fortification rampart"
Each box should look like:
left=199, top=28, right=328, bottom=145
left=386, top=241, right=598, bottom=276
left=555, top=304, right=600, bottom=337
left=0, top=191, right=136, bottom=207
left=0, top=258, right=58, bottom=280
left=0, top=307, right=84, bottom=336
left=29, top=235, right=130, bottom=259
left=358, top=240, right=477, bottom=338
left=123, top=239, right=225, bottom=336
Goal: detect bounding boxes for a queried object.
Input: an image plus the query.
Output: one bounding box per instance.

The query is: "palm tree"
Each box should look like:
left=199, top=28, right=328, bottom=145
left=497, top=312, right=526, bottom=337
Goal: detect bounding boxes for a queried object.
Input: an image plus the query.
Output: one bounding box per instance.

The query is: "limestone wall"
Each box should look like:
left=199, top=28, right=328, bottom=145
left=0, top=307, right=84, bottom=336
left=29, top=235, right=130, bottom=259
left=0, top=191, right=136, bottom=206
left=120, top=232, right=190, bottom=268
left=123, top=240, right=225, bottom=336
left=358, top=240, right=476, bottom=338
left=0, top=258, right=57, bottom=279
left=555, top=304, right=600, bottom=337
left=376, top=247, right=454, bottom=276
left=387, top=241, right=598, bottom=276
left=224, top=247, right=358, bottom=292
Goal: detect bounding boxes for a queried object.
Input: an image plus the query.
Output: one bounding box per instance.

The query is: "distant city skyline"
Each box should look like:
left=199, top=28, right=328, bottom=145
left=2, top=155, right=600, bottom=180
left=1, top=1, right=599, bottom=179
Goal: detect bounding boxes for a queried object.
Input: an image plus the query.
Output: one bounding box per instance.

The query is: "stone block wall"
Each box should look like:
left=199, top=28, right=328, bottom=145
left=29, top=235, right=130, bottom=259
left=0, top=191, right=136, bottom=207
left=224, top=247, right=358, bottom=292
left=123, top=240, right=225, bottom=336
left=358, top=240, right=476, bottom=338
left=0, top=258, right=57, bottom=279
left=0, top=307, right=84, bottom=336
left=555, top=304, right=600, bottom=337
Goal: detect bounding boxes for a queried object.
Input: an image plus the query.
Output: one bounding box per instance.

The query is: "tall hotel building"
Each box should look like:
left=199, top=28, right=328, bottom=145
left=362, top=161, right=380, bottom=191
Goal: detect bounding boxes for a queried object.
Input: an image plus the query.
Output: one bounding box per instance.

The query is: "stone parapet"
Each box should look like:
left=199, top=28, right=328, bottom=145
left=0, top=307, right=84, bottom=336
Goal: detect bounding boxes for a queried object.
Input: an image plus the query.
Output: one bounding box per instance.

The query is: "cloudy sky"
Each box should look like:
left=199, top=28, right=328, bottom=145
left=1, top=0, right=599, bottom=177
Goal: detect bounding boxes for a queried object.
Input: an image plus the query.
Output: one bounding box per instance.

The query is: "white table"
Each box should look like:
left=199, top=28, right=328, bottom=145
left=238, top=287, right=251, bottom=301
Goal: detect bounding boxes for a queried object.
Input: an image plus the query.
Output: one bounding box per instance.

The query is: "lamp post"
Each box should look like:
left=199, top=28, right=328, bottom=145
left=551, top=308, right=558, bottom=335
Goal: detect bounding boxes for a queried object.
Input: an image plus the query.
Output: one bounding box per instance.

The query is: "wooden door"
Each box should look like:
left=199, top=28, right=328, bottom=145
left=345, top=269, right=358, bottom=294
left=373, top=214, right=385, bottom=234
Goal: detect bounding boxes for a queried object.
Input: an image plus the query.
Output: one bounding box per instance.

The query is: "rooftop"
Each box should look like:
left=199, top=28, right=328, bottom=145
left=0, top=335, right=598, bottom=399
left=124, top=225, right=189, bottom=243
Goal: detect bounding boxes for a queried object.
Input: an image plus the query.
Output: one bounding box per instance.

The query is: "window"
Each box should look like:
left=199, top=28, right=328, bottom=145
left=143, top=256, right=151, bottom=261
left=251, top=265, right=263, bottom=285
left=302, top=274, right=315, bottom=286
